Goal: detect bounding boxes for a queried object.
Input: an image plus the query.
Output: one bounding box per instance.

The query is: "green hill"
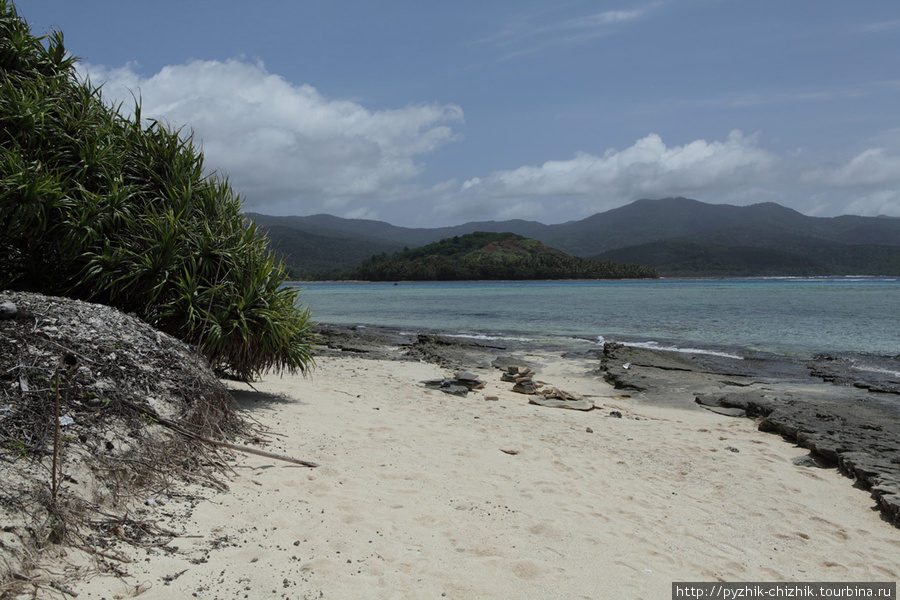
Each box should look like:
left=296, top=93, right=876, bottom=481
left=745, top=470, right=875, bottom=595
left=349, top=232, right=658, bottom=281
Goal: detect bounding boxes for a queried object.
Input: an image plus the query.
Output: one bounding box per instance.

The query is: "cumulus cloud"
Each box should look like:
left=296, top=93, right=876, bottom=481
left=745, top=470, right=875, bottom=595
left=444, top=135, right=900, bottom=223
left=451, top=130, right=776, bottom=219
left=78, top=59, right=463, bottom=213
left=801, top=148, right=900, bottom=188
left=800, top=148, right=900, bottom=217
left=71, top=59, right=900, bottom=225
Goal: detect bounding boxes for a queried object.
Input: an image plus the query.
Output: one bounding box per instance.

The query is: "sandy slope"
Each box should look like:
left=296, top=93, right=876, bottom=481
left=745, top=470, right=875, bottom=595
left=69, top=353, right=898, bottom=599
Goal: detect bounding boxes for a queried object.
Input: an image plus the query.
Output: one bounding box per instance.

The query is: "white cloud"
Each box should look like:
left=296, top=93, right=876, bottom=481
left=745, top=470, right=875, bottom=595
left=456, top=130, right=776, bottom=217
left=479, top=1, right=662, bottom=60
left=78, top=59, right=463, bottom=213
left=801, top=148, right=900, bottom=188
left=443, top=135, right=900, bottom=223
left=844, top=191, right=900, bottom=217
left=578, top=4, right=660, bottom=27
left=800, top=148, right=900, bottom=217
left=71, top=59, right=900, bottom=225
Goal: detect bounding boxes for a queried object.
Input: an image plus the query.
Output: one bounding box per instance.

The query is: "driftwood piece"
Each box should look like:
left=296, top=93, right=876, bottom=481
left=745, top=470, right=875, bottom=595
left=120, top=399, right=319, bottom=468
left=196, top=437, right=320, bottom=468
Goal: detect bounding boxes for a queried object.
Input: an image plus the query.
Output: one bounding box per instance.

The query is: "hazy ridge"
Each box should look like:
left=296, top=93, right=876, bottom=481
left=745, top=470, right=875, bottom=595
left=249, top=197, right=900, bottom=278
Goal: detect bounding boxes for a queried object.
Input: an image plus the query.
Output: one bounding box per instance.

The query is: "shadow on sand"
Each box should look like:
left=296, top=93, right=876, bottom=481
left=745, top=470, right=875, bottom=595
left=230, top=387, right=304, bottom=411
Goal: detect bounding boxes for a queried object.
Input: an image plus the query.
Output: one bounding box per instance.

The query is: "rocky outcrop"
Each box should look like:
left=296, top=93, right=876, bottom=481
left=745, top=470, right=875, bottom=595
left=808, top=354, right=900, bottom=395
left=314, top=324, right=417, bottom=358
left=405, top=334, right=502, bottom=371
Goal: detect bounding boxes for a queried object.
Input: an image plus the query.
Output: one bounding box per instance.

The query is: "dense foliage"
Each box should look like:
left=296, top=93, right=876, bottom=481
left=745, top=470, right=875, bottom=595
left=351, top=232, right=658, bottom=281
left=0, top=1, right=315, bottom=378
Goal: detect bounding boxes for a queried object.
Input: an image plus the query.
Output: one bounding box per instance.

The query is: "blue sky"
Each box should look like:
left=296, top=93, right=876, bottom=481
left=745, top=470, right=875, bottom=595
left=20, top=0, right=900, bottom=226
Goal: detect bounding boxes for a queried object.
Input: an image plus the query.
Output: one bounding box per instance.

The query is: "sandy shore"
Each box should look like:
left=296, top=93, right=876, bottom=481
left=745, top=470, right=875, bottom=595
left=65, top=345, right=898, bottom=599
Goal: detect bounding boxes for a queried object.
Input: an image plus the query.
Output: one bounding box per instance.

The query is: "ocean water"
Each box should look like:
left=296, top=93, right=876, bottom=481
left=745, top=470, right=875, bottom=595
left=291, top=277, right=900, bottom=365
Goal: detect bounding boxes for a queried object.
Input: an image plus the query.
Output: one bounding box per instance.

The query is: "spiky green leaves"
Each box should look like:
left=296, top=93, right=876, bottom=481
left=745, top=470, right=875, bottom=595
left=0, top=1, right=315, bottom=379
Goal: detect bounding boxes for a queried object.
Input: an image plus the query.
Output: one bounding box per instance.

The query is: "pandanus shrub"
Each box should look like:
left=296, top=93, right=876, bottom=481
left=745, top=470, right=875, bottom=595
left=0, top=0, right=315, bottom=379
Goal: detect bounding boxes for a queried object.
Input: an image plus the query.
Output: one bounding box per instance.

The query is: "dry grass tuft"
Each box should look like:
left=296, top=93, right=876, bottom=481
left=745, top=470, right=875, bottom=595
left=0, top=291, right=250, bottom=595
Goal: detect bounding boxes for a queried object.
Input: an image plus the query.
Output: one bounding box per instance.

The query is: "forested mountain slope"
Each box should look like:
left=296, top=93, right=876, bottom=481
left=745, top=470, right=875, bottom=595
left=250, top=198, right=900, bottom=278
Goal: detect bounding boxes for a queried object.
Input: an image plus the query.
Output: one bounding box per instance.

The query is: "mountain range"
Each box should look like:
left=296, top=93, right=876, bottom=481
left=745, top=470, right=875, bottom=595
left=248, top=197, right=900, bottom=278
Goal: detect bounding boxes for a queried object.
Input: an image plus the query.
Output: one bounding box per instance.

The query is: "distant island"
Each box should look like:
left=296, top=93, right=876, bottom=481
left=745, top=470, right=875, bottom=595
left=250, top=197, right=900, bottom=279
left=348, top=232, right=658, bottom=281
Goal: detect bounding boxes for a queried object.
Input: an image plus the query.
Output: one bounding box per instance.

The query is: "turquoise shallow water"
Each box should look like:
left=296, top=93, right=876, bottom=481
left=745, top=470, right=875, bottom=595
left=290, top=277, right=900, bottom=361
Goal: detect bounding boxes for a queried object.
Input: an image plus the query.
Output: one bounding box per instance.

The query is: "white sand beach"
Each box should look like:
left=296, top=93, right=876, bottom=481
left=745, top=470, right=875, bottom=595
left=66, top=351, right=899, bottom=599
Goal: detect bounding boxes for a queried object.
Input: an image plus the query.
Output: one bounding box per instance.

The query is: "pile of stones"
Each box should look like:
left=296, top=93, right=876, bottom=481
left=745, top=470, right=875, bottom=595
left=501, top=365, right=538, bottom=394
left=421, top=365, right=595, bottom=411
left=422, top=371, right=486, bottom=397
left=502, top=364, right=595, bottom=411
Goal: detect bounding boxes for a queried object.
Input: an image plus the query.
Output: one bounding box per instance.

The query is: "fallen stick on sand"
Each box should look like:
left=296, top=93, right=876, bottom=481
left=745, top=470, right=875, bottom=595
left=119, top=399, right=320, bottom=468
left=194, top=437, right=320, bottom=468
